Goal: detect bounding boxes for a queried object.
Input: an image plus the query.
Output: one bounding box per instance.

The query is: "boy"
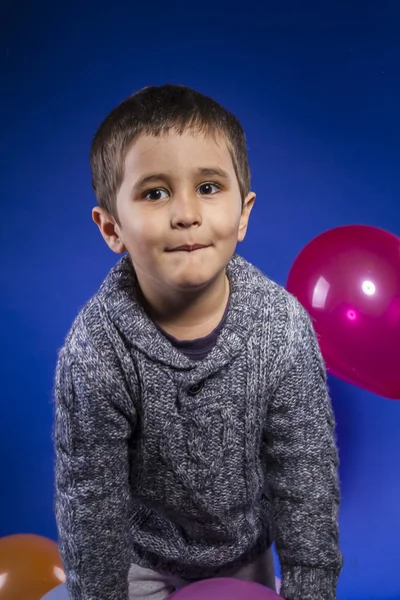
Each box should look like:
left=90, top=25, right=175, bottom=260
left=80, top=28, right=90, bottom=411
left=54, top=84, right=343, bottom=600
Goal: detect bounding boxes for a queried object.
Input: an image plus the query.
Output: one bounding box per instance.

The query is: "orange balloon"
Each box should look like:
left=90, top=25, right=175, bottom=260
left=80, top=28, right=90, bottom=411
left=0, top=534, right=65, bottom=600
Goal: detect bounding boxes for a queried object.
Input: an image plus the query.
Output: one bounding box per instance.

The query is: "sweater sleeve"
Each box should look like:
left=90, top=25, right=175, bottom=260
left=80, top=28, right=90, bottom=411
left=54, top=340, right=136, bottom=600
left=265, top=304, right=343, bottom=600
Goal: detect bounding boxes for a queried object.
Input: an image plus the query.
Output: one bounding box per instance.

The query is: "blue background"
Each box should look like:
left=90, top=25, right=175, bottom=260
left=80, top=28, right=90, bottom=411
left=1, top=2, right=400, bottom=599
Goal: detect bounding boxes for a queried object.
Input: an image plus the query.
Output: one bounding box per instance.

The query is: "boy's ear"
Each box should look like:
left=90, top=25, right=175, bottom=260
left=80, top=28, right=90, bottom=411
left=237, top=192, right=256, bottom=243
left=92, top=207, right=126, bottom=254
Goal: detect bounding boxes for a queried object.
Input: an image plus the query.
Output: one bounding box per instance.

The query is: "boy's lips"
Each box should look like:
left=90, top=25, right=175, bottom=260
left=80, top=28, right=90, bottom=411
left=166, top=244, right=210, bottom=252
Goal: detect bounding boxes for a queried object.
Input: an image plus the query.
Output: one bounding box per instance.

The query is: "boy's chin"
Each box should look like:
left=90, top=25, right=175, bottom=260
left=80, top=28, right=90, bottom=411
left=170, top=269, right=224, bottom=292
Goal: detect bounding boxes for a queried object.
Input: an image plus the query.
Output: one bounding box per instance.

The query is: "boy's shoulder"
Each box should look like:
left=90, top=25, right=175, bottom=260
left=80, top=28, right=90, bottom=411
left=234, top=254, right=308, bottom=322
left=238, top=256, right=321, bottom=385
left=236, top=255, right=316, bottom=359
left=61, top=256, right=132, bottom=361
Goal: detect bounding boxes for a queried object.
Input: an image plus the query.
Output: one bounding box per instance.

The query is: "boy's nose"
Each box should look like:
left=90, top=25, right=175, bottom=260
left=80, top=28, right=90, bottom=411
left=170, top=194, right=202, bottom=229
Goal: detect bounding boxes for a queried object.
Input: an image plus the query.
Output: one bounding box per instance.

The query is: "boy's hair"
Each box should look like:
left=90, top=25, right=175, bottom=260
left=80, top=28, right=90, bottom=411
left=90, top=84, right=251, bottom=221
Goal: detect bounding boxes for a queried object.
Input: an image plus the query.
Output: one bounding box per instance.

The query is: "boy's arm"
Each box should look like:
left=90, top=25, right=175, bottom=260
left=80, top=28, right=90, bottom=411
left=55, top=341, right=136, bottom=600
left=265, top=302, right=343, bottom=600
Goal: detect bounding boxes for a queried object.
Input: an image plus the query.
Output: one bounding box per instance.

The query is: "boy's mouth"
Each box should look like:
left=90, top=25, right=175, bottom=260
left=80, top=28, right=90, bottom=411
left=167, top=244, right=209, bottom=252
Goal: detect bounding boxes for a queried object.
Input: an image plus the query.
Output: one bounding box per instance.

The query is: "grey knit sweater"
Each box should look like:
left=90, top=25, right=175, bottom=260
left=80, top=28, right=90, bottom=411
left=54, top=253, right=343, bottom=600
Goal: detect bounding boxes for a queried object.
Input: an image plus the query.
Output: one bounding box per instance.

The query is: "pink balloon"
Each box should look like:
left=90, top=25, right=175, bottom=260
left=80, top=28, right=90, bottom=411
left=286, top=225, right=400, bottom=399
left=169, top=578, right=281, bottom=600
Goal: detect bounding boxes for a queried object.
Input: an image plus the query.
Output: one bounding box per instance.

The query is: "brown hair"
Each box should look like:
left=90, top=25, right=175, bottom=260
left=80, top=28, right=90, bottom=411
left=90, top=84, right=251, bottom=221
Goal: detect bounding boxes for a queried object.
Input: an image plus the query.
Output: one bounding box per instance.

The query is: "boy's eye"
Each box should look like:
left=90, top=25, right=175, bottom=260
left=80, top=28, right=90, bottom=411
left=144, top=188, right=169, bottom=201
left=197, top=183, right=220, bottom=195
left=143, top=183, right=220, bottom=201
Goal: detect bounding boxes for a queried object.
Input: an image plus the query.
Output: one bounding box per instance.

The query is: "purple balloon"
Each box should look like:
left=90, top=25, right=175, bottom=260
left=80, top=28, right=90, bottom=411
left=286, top=224, right=400, bottom=399
left=169, top=578, right=281, bottom=600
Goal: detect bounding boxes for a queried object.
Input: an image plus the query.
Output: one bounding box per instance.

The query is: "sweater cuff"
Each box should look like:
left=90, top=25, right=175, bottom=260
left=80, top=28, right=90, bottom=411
left=280, top=566, right=339, bottom=600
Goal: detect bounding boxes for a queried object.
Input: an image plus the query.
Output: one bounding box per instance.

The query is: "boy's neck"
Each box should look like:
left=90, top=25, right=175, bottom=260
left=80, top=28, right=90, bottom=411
left=137, top=270, right=230, bottom=341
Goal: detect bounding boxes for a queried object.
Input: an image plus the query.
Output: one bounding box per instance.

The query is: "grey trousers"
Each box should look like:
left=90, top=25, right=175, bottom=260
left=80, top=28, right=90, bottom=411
left=128, top=547, right=276, bottom=599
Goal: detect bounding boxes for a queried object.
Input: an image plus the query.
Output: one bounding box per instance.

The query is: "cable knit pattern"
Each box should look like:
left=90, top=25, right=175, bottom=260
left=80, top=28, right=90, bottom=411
left=54, top=253, right=343, bottom=600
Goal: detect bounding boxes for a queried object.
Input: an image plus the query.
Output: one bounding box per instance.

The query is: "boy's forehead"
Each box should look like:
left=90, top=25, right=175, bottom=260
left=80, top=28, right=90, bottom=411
left=125, top=129, right=234, bottom=174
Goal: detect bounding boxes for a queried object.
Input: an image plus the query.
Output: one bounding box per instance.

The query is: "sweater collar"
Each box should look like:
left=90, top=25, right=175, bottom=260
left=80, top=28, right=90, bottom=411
left=98, top=253, right=266, bottom=374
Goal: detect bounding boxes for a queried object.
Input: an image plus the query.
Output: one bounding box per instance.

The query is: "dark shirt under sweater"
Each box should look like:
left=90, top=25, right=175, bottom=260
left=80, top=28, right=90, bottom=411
left=54, top=253, right=343, bottom=600
left=156, top=298, right=229, bottom=361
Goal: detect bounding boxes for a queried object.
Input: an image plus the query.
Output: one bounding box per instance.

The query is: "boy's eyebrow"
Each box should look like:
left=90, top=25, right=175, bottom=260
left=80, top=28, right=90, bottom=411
left=131, top=167, right=230, bottom=194
left=195, top=167, right=230, bottom=180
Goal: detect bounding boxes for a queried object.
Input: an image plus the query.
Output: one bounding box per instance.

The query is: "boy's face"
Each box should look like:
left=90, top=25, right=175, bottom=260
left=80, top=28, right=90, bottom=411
left=93, top=129, right=255, bottom=298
